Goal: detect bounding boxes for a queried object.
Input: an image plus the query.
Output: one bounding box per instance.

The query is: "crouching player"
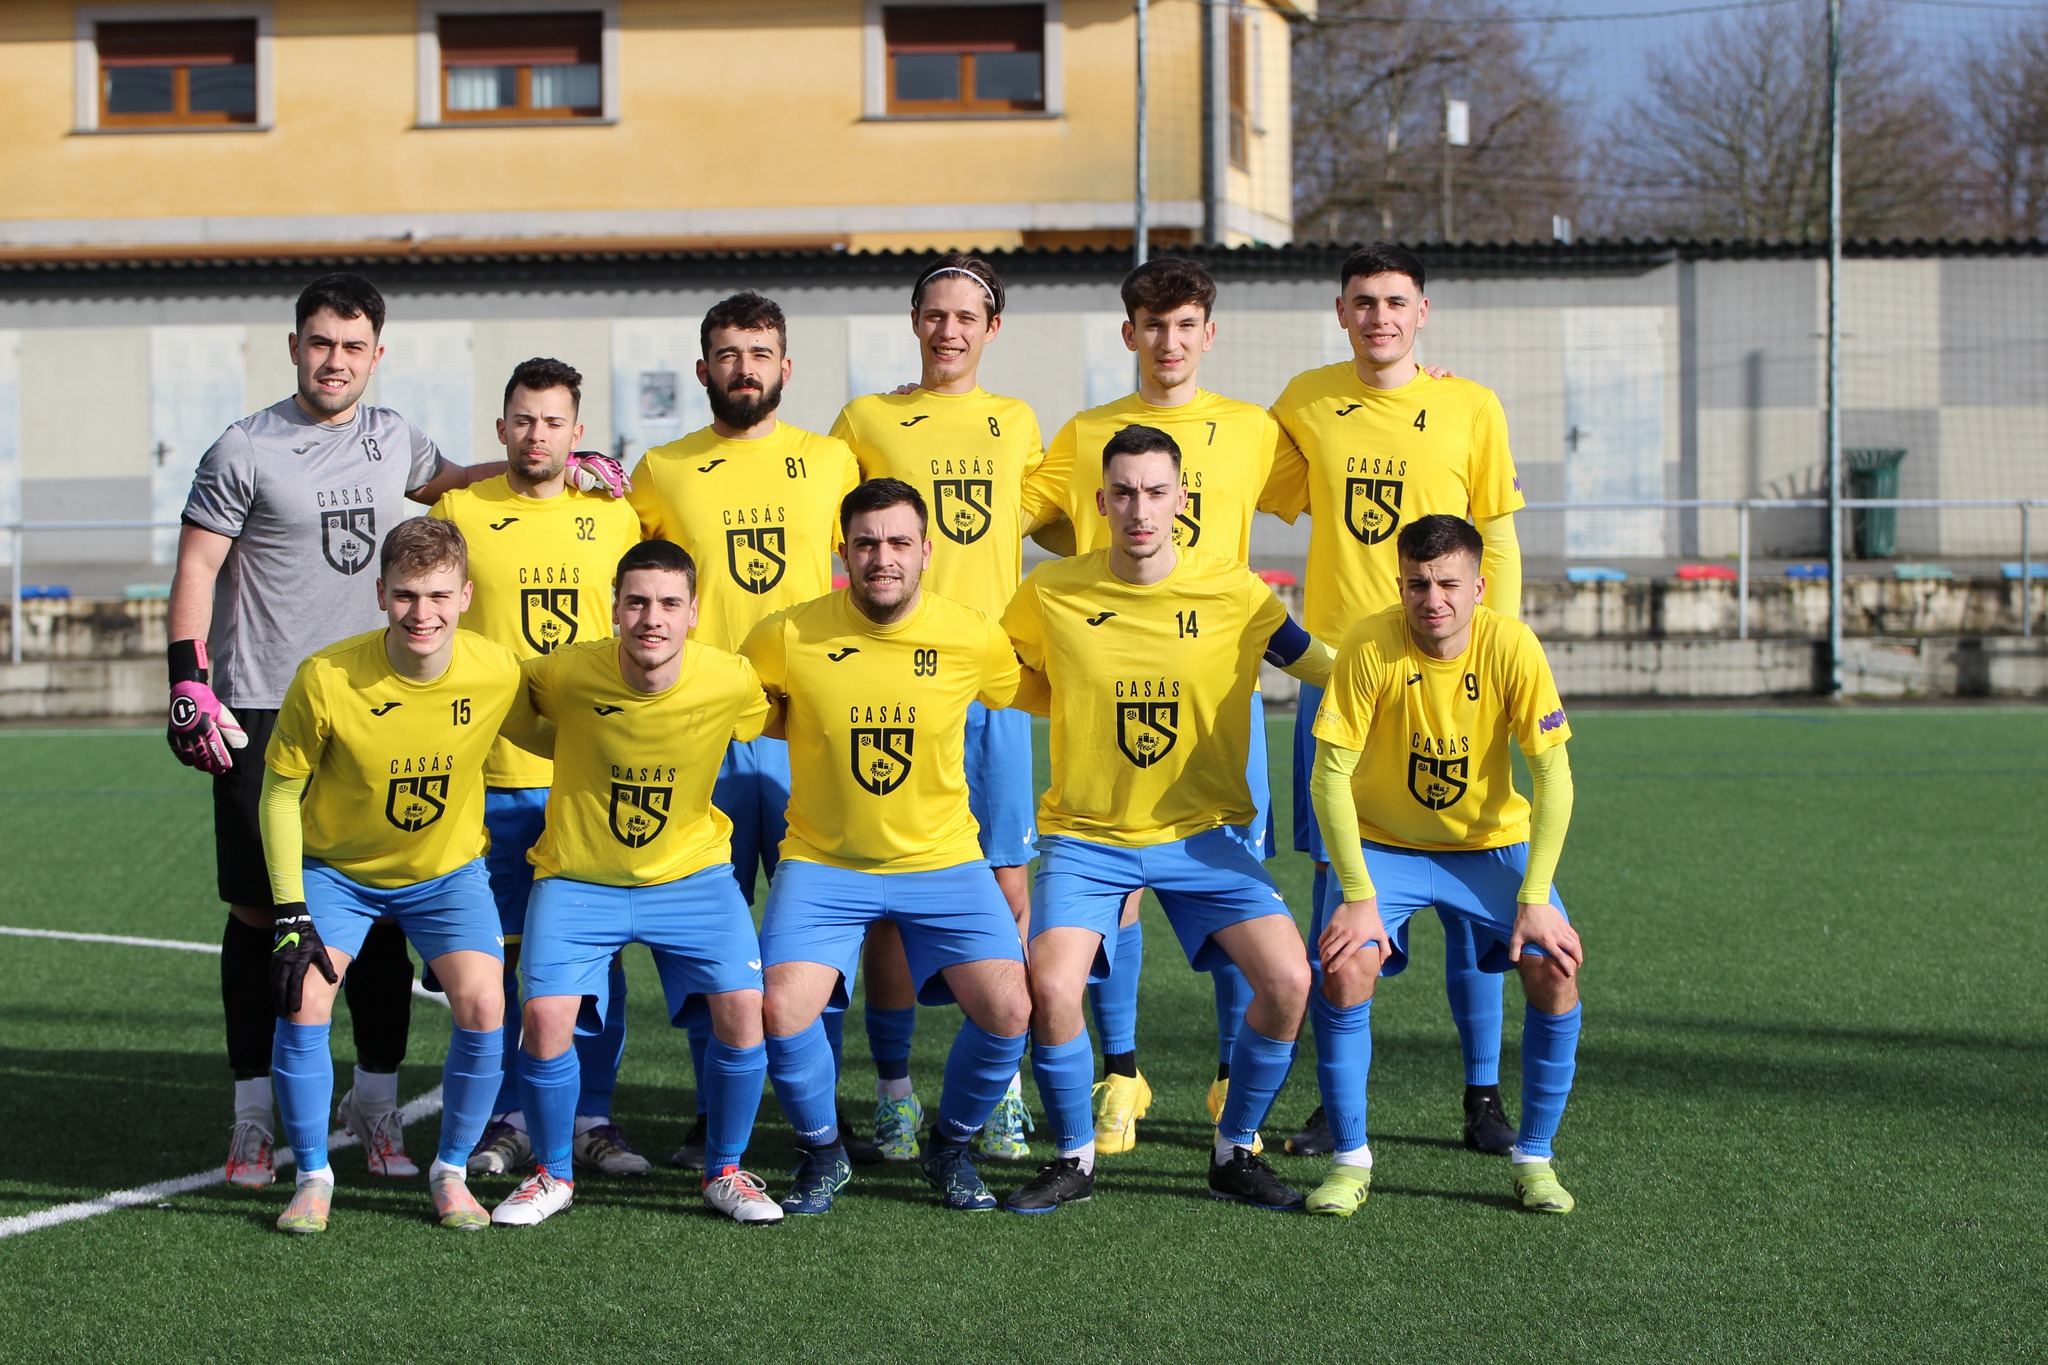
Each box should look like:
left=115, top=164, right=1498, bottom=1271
left=489, top=539, right=783, bottom=1226
left=999, top=425, right=1332, bottom=1213
left=745, top=479, right=1033, bottom=1215
left=259, top=517, right=523, bottom=1233
left=1305, top=514, right=1582, bottom=1217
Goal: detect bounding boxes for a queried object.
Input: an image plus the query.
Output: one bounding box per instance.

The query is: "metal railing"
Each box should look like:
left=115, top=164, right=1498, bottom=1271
left=1518, top=498, right=2046, bottom=640
left=5, top=502, right=2046, bottom=666
left=6, top=519, right=182, bottom=665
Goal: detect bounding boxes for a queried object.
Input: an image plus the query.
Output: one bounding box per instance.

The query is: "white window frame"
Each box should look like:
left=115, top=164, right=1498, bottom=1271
left=863, top=0, right=1063, bottom=120
left=73, top=2, right=275, bottom=134
left=416, top=0, right=621, bottom=128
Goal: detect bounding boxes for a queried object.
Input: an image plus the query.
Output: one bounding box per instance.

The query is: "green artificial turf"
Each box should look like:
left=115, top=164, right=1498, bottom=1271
left=0, top=710, right=2042, bottom=1362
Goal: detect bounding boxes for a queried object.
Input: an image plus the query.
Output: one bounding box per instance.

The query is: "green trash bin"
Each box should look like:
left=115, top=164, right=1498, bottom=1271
left=1846, top=447, right=1906, bottom=559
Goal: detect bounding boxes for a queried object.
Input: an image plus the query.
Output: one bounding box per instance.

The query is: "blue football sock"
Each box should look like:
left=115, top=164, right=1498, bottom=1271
left=1087, top=918, right=1143, bottom=1056
left=688, top=1024, right=709, bottom=1118
left=1217, top=1023, right=1296, bottom=1149
left=520, top=1046, right=580, bottom=1182
left=574, top=958, right=628, bottom=1118
left=271, top=1020, right=333, bottom=1175
left=437, top=1025, right=503, bottom=1168
left=702, top=1036, right=768, bottom=1174
left=1029, top=1030, right=1097, bottom=1154
left=1441, top=911, right=1503, bottom=1087
left=1517, top=1002, right=1581, bottom=1159
left=821, top=1007, right=847, bottom=1079
left=1212, top=963, right=1253, bottom=1065
left=766, top=1018, right=840, bottom=1148
left=866, top=1005, right=916, bottom=1083
left=1311, top=991, right=1372, bottom=1152
left=492, top=968, right=522, bottom=1117
left=935, top=1019, right=1028, bottom=1144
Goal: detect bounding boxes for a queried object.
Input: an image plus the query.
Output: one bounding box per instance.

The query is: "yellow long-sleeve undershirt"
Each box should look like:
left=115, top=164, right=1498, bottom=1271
left=258, top=767, right=310, bottom=904
left=1478, top=512, right=1522, bottom=621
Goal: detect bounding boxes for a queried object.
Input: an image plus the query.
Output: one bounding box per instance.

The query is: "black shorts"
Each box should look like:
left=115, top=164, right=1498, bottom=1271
left=212, top=707, right=279, bottom=910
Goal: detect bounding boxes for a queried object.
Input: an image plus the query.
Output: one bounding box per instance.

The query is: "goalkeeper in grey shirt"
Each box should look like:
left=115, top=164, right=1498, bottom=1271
left=165, top=272, right=629, bottom=1187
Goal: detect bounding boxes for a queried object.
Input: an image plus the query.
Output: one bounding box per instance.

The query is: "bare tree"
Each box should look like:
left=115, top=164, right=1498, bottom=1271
left=1592, top=1, right=1959, bottom=241
left=1292, top=0, right=1582, bottom=243
left=1955, top=16, right=2048, bottom=239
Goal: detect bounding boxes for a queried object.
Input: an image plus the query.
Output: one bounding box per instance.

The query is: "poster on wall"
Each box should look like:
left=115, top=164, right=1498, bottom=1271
left=373, top=321, right=474, bottom=469
left=1083, top=314, right=1132, bottom=408
left=150, top=327, right=247, bottom=565
left=611, top=319, right=709, bottom=464
left=846, top=316, right=923, bottom=401
left=0, top=331, right=17, bottom=567
left=1563, top=307, right=1667, bottom=558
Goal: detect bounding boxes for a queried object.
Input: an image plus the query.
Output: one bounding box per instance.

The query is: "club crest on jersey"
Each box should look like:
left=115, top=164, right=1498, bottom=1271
left=851, top=727, right=914, bottom=794
left=933, top=479, right=994, bottom=545
left=1407, top=751, right=1469, bottom=810
left=1115, top=701, right=1179, bottom=768
left=1173, top=491, right=1203, bottom=547
left=386, top=774, right=449, bottom=831
left=320, top=508, right=377, bottom=575
left=608, top=781, right=672, bottom=847
left=1344, top=478, right=1402, bottom=545
left=727, top=527, right=787, bottom=594
left=520, top=588, right=579, bottom=654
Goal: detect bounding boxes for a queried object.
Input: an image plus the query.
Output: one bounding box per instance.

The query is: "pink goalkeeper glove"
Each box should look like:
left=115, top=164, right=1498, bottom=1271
left=167, top=640, right=248, bottom=775
left=566, top=450, right=632, bottom=498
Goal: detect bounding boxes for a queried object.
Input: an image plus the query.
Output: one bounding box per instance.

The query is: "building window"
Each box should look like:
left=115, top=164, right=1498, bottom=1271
left=884, top=5, right=1045, bottom=115
left=439, top=11, right=602, bottom=120
left=96, top=19, right=257, bottom=127
left=1227, top=6, right=1248, bottom=169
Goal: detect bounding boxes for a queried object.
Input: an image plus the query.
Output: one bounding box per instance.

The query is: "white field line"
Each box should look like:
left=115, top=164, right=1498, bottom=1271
left=0, top=923, right=450, bottom=1240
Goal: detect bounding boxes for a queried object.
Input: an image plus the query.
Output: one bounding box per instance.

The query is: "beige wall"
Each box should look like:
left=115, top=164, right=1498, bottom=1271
left=2, top=0, right=1290, bottom=249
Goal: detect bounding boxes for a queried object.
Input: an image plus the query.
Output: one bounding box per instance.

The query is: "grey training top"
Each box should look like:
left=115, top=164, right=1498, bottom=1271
left=181, top=397, right=444, bottom=710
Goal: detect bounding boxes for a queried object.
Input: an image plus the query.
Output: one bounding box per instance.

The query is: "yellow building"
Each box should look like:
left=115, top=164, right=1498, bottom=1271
left=0, top=0, right=1303, bottom=255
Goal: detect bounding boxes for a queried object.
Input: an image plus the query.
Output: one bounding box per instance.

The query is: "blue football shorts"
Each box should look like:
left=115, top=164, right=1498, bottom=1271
left=303, top=857, right=502, bottom=966
left=1310, top=838, right=1570, bottom=980
left=965, top=701, right=1038, bottom=869
left=758, top=859, right=1024, bottom=1010
left=1031, top=827, right=1297, bottom=983
left=483, top=785, right=549, bottom=943
left=521, top=866, right=763, bottom=1034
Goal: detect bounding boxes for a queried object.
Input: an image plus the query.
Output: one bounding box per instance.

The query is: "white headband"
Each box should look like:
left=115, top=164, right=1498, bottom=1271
left=919, top=266, right=997, bottom=309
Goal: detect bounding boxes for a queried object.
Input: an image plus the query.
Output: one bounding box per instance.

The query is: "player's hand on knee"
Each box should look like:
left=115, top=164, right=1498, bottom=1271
left=270, top=906, right=339, bottom=1015
left=166, top=681, right=247, bottom=774
left=1318, top=897, right=1388, bottom=977
left=1509, top=902, right=1582, bottom=977
left=565, top=450, right=632, bottom=498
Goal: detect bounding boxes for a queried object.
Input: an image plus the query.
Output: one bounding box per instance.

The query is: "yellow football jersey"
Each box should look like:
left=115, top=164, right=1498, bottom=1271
left=518, top=638, right=770, bottom=887
left=1264, top=365, right=1524, bottom=640
left=626, top=422, right=861, bottom=653
left=1312, top=605, right=1569, bottom=851
left=266, top=629, right=525, bottom=889
left=1040, top=390, right=1280, bottom=564
left=1002, top=548, right=1288, bottom=847
left=741, top=590, right=1021, bottom=873
left=831, top=388, right=1056, bottom=621
left=429, top=477, right=641, bottom=789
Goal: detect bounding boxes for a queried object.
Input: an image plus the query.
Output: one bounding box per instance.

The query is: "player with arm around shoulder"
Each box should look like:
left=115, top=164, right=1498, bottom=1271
left=489, top=540, right=784, bottom=1227
left=1304, top=514, right=1582, bottom=1218
left=744, top=479, right=1033, bottom=1216
left=257, top=517, right=528, bottom=1234
left=999, top=425, right=1334, bottom=1214
left=430, top=357, right=648, bottom=1180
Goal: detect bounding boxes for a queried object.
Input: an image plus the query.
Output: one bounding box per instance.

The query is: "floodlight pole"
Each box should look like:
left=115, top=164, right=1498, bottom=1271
left=1824, top=0, right=1844, bottom=695
left=1134, top=0, right=1149, bottom=269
